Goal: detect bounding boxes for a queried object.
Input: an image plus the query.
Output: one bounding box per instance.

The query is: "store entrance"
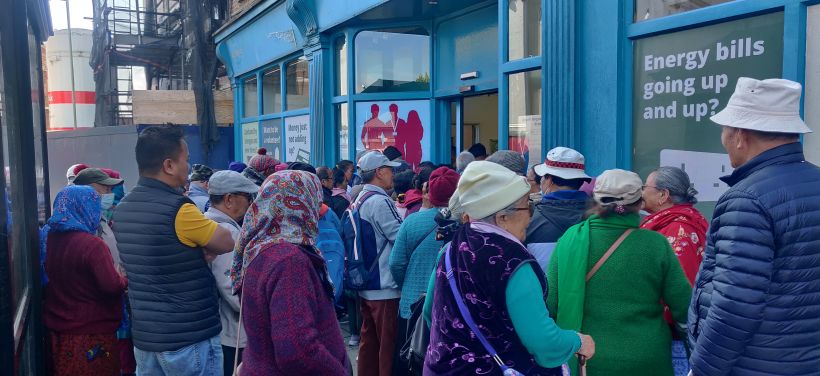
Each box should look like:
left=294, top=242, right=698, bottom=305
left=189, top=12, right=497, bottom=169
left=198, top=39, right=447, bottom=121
left=449, top=92, right=499, bottom=164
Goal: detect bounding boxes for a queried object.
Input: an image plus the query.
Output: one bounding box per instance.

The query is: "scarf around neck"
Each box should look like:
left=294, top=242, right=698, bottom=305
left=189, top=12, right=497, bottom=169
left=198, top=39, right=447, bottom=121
left=554, top=213, right=639, bottom=330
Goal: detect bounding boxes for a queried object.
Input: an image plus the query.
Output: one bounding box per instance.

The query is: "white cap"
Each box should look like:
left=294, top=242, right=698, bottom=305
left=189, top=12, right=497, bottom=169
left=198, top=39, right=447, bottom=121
left=533, top=147, right=591, bottom=180
left=710, top=77, right=812, bottom=134
left=357, top=151, right=401, bottom=173
left=208, top=170, right=259, bottom=195
left=448, top=161, right=530, bottom=219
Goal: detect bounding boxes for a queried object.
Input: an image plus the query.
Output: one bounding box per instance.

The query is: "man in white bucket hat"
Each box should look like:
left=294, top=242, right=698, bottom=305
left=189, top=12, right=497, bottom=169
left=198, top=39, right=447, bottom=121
left=688, top=78, right=820, bottom=375
left=525, top=147, right=592, bottom=271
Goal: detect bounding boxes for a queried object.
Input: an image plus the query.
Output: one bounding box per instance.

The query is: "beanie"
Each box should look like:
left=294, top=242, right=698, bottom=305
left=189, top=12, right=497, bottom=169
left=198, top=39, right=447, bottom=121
left=428, top=167, right=459, bottom=208
left=450, top=161, right=530, bottom=219
left=189, top=164, right=214, bottom=182
left=486, top=150, right=526, bottom=175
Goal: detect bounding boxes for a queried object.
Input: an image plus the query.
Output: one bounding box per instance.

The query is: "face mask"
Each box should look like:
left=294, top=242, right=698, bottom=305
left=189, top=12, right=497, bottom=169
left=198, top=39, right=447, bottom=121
left=101, top=193, right=115, bottom=211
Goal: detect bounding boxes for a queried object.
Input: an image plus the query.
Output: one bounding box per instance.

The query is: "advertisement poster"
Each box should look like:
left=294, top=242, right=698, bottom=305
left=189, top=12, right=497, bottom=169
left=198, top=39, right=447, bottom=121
left=260, top=119, right=283, bottom=161
left=241, top=122, right=259, bottom=163
left=285, top=115, right=311, bottom=163
left=632, top=12, right=783, bottom=215
left=356, top=100, right=430, bottom=171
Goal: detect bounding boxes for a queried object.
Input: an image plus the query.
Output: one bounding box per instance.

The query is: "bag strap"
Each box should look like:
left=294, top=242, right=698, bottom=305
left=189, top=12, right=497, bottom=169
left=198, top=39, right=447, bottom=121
left=410, top=224, right=439, bottom=256
left=585, top=228, right=634, bottom=282
left=444, top=245, right=511, bottom=372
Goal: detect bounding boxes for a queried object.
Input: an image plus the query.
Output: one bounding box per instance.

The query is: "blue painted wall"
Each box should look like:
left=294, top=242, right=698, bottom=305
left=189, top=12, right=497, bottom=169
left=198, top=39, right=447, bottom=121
left=314, top=0, right=389, bottom=32
left=435, top=4, right=499, bottom=96
left=136, top=125, right=236, bottom=170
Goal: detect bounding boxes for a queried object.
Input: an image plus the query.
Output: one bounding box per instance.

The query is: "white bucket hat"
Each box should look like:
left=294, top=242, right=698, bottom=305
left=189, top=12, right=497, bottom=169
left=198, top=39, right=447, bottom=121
left=710, top=77, right=812, bottom=134
left=533, top=147, right=591, bottom=180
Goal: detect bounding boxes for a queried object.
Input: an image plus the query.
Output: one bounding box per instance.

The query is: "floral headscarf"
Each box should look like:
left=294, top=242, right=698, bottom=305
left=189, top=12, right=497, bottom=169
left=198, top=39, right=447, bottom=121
left=230, top=170, right=325, bottom=294
left=39, top=185, right=101, bottom=284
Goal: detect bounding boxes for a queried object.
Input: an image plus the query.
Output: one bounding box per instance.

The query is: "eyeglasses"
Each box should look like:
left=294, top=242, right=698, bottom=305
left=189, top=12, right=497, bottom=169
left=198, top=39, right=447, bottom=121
left=508, top=205, right=534, bottom=217
left=231, top=192, right=254, bottom=202
left=642, top=185, right=658, bottom=190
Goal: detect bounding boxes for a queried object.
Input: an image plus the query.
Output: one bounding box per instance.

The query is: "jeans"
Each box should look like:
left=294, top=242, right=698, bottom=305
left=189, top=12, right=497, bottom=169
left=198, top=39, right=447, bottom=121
left=134, top=335, right=223, bottom=376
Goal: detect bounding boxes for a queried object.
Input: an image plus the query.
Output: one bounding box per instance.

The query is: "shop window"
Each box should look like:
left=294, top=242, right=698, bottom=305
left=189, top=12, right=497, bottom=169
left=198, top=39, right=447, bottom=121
left=260, top=119, right=284, bottom=161
left=335, top=36, right=348, bottom=96
left=0, top=49, right=21, bottom=309
left=240, top=122, right=260, bottom=162
left=286, top=58, right=309, bottom=110
left=243, top=76, right=258, bottom=118
left=284, top=115, right=311, bottom=162
left=262, top=67, right=281, bottom=114
left=805, top=5, right=820, bottom=164
left=355, top=27, right=430, bottom=93
left=337, top=103, right=349, bottom=159
left=632, top=12, right=783, bottom=216
left=508, top=70, right=541, bottom=166
left=508, top=0, right=541, bottom=61
left=635, top=0, right=734, bottom=22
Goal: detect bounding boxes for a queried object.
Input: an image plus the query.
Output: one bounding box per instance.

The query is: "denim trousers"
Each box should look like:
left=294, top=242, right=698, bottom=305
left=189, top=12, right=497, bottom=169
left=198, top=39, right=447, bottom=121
left=134, top=335, right=223, bottom=376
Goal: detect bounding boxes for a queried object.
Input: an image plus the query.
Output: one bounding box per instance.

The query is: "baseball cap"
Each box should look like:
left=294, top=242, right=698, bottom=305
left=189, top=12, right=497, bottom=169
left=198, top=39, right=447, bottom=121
left=593, top=169, right=642, bottom=206
left=357, top=151, right=401, bottom=173
left=208, top=170, right=259, bottom=195
left=73, top=168, right=124, bottom=186
left=533, top=147, right=591, bottom=180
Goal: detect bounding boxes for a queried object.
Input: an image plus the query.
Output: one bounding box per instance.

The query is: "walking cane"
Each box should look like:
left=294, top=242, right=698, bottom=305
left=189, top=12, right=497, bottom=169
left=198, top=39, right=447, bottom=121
left=578, top=355, right=587, bottom=376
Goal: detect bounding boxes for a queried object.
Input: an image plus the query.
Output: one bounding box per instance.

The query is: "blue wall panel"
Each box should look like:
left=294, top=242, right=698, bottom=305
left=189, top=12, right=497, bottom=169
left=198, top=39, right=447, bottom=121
left=136, top=125, right=236, bottom=171
left=578, top=0, right=623, bottom=176
left=314, top=0, right=389, bottom=32
left=435, top=5, right=499, bottom=96
left=216, top=5, right=304, bottom=77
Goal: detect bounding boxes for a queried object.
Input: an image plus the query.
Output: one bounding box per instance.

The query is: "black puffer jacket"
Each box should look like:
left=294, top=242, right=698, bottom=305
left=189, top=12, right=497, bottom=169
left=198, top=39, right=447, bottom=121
left=688, top=143, right=820, bottom=375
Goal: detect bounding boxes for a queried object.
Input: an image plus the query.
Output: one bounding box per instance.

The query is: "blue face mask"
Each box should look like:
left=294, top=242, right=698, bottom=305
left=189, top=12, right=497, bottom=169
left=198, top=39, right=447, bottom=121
left=101, top=193, right=115, bottom=212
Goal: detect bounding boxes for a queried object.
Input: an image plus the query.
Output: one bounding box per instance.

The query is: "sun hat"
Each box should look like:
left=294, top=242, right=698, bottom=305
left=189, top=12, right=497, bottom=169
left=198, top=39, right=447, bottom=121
left=208, top=170, right=259, bottom=195
left=358, top=151, right=401, bottom=173
left=486, top=150, right=526, bottom=175
left=428, top=167, right=460, bottom=208
left=73, top=168, right=124, bottom=186
left=533, top=147, right=591, bottom=180
left=449, top=161, right=530, bottom=219
left=593, top=169, right=642, bottom=206
left=710, top=77, right=812, bottom=134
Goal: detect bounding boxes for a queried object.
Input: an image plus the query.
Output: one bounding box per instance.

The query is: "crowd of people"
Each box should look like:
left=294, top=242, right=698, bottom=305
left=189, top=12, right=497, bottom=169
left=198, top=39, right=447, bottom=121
left=39, top=76, right=819, bottom=376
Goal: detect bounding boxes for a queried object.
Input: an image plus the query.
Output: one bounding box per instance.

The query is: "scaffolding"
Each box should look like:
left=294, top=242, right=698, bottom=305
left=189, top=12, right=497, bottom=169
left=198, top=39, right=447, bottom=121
left=92, top=0, right=226, bottom=130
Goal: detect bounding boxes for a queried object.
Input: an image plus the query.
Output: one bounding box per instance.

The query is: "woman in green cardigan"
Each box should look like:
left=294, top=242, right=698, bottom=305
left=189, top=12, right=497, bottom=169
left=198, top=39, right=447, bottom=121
left=547, top=169, right=692, bottom=376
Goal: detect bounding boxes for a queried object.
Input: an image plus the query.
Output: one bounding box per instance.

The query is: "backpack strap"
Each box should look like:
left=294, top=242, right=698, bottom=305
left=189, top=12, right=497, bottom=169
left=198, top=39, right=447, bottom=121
left=585, top=228, right=634, bottom=282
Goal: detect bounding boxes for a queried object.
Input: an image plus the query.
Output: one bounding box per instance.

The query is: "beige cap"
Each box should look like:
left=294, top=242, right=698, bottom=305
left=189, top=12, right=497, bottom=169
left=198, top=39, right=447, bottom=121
left=449, top=161, right=530, bottom=219
left=593, top=169, right=642, bottom=206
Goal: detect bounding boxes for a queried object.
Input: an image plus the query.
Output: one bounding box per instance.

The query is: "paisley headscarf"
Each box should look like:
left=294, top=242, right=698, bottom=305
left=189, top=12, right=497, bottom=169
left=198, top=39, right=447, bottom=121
left=230, top=170, right=330, bottom=295
left=39, top=185, right=102, bottom=284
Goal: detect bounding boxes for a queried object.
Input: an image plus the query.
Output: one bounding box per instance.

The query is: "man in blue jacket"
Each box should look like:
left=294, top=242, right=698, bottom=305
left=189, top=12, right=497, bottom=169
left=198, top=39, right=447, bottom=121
left=688, top=77, right=820, bottom=375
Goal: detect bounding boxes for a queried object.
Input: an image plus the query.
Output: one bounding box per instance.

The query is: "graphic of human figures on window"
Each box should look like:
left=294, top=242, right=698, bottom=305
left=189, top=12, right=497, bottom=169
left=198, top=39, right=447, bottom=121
left=395, top=108, right=423, bottom=171
left=361, top=104, right=396, bottom=150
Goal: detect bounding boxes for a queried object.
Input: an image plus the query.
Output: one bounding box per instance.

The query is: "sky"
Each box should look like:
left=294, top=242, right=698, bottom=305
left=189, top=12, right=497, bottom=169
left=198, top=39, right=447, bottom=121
left=49, top=0, right=147, bottom=90
left=49, top=0, right=94, bottom=31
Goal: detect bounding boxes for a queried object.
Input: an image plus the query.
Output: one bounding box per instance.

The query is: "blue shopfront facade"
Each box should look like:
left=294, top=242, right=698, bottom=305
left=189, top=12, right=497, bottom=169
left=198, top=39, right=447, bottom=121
left=215, top=0, right=819, bottom=188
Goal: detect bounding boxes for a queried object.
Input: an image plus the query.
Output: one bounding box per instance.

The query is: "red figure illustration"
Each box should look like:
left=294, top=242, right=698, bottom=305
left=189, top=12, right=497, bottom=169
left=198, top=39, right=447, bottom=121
left=396, top=109, right=423, bottom=171
left=361, top=103, right=395, bottom=150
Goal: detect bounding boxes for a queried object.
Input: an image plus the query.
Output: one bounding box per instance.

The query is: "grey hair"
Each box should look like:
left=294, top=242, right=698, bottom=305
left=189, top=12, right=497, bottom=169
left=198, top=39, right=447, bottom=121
left=456, top=151, right=475, bottom=173
left=361, top=169, right=377, bottom=184
left=653, top=166, right=698, bottom=204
